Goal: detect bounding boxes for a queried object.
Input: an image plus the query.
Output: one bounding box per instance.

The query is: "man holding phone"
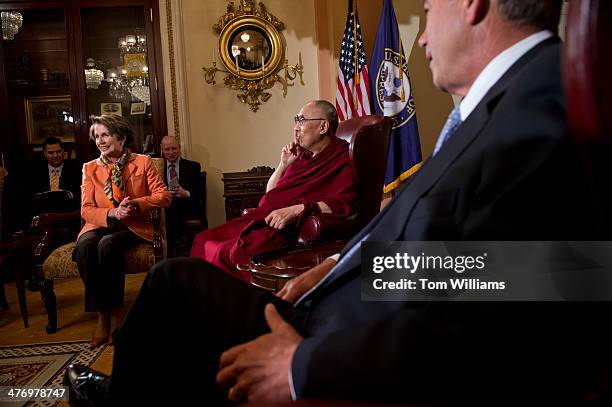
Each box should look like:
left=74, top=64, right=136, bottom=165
left=160, top=135, right=202, bottom=256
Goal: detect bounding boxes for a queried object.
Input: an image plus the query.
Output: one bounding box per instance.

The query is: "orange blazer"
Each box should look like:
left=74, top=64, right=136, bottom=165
left=78, top=154, right=171, bottom=241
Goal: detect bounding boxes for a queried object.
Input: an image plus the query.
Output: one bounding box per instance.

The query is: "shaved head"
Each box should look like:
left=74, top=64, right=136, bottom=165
left=161, top=135, right=181, bottom=162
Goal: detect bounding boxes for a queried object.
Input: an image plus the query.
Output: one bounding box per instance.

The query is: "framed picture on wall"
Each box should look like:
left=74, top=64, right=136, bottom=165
left=100, top=102, right=122, bottom=116
left=24, top=95, right=75, bottom=144
left=130, top=102, right=146, bottom=115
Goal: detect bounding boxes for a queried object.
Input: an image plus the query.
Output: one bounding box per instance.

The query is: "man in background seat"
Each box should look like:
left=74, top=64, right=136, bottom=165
left=160, top=135, right=202, bottom=256
left=2, top=136, right=80, bottom=237
left=30, top=136, right=81, bottom=211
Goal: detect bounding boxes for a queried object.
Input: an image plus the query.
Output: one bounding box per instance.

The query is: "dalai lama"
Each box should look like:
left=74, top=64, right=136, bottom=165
left=191, top=100, right=357, bottom=281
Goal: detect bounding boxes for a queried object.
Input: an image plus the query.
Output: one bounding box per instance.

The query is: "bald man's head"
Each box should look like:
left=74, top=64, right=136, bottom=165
left=161, top=136, right=181, bottom=162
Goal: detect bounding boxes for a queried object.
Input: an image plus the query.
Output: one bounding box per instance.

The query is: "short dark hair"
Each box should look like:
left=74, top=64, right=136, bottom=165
left=42, top=137, right=63, bottom=151
left=313, top=100, right=339, bottom=133
left=89, top=114, right=134, bottom=146
left=496, top=0, right=562, bottom=32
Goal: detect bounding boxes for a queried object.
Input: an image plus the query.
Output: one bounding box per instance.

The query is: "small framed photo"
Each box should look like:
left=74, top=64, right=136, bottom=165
left=100, top=102, right=122, bottom=116
left=130, top=102, right=146, bottom=115
left=24, top=95, right=75, bottom=144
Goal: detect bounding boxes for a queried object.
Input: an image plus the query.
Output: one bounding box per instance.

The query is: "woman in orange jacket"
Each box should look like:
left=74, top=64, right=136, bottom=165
left=74, top=114, right=171, bottom=348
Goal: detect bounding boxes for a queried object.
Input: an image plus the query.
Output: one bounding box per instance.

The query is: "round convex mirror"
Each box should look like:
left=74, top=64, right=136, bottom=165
left=219, top=16, right=283, bottom=81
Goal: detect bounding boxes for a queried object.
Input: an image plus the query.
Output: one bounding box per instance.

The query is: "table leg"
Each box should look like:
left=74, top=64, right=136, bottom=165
left=0, top=278, right=9, bottom=311
left=14, top=257, right=29, bottom=328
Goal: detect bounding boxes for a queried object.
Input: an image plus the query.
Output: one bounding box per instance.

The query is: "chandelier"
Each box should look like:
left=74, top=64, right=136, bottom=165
left=84, top=58, right=104, bottom=89
left=1, top=11, right=23, bottom=41
left=118, top=33, right=147, bottom=57
left=106, top=31, right=150, bottom=105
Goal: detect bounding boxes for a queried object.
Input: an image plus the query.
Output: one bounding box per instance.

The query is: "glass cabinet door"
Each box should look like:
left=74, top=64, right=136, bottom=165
left=0, top=0, right=165, bottom=166
left=77, top=5, right=157, bottom=161
left=0, top=5, right=79, bottom=163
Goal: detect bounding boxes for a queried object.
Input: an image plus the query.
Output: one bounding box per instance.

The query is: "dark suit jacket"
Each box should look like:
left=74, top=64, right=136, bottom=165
left=1, top=159, right=81, bottom=235
left=30, top=159, right=81, bottom=214
left=30, top=159, right=81, bottom=198
left=163, top=157, right=201, bottom=219
left=292, top=38, right=608, bottom=405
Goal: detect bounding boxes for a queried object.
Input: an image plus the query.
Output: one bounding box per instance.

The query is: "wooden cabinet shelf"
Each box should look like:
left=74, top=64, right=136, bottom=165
left=7, top=79, right=70, bottom=89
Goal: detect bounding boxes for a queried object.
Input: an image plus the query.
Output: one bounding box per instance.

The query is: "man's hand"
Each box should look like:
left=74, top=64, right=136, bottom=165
left=170, top=184, right=189, bottom=199
left=217, top=304, right=302, bottom=402
left=280, top=141, right=300, bottom=167
left=264, top=204, right=304, bottom=230
left=277, top=257, right=336, bottom=304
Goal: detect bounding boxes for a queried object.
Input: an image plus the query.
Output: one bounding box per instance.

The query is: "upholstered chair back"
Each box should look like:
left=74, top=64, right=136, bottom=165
left=335, top=115, right=393, bottom=233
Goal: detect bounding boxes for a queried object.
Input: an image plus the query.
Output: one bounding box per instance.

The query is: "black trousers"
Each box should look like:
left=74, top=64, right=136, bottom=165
left=164, top=205, right=187, bottom=256
left=73, top=226, right=145, bottom=312
left=109, top=258, right=303, bottom=405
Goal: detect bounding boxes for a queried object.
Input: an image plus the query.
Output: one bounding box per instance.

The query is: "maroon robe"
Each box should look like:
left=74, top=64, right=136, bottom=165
left=190, top=136, right=357, bottom=281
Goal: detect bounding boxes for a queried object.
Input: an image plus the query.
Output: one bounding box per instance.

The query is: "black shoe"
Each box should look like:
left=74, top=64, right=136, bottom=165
left=63, top=364, right=110, bottom=407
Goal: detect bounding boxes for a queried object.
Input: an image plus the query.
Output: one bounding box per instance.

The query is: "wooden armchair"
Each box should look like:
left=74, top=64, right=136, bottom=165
left=31, top=157, right=167, bottom=334
left=242, top=115, right=392, bottom=292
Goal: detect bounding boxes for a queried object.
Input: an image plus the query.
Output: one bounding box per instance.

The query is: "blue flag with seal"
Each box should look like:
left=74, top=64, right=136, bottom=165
left=369, top=0, right=423, bottom=193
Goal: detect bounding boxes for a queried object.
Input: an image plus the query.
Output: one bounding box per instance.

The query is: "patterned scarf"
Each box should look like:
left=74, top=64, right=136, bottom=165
left=100, top=150, right=131, bottom=207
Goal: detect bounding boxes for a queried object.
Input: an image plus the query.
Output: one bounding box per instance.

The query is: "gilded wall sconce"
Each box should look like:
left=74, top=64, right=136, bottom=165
left=202, top=0, right=304, bottom=112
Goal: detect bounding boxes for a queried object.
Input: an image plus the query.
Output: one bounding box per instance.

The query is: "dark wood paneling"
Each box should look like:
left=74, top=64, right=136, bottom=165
left=150, top=0, right=167, bottom=155
left=0, top=0, right=168, bottom=165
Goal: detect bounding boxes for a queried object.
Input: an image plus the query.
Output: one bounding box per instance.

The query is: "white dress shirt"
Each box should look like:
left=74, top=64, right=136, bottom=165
left=166, top=157, right=181, bottom=182
left=48, top=163, right=63, bottom=185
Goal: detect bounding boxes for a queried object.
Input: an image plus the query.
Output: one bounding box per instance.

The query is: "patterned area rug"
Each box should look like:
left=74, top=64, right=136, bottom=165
left=0, top=341, right=106, bottom=407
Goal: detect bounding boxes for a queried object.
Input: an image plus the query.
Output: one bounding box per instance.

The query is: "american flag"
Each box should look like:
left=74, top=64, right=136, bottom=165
left=336, top=0, right=372, bottom=121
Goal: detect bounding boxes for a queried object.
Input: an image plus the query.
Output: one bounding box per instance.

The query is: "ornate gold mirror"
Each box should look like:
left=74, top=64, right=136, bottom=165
left=203, top=0, right=304, bottom=112
left=219, top=17, right=282, bottom=80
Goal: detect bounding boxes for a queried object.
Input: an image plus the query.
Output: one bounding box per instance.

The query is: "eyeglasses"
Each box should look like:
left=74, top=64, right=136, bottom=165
left=294, top=115, right=326, bottom=126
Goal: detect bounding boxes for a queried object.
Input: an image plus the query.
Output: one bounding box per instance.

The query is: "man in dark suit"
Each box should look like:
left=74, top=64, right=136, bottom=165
left=30, top=136, right=81, bottom=212
left=160, top=135, right=202, bottom=256
left=2, top=137, right=80, bottom=236
left=65, top=1, right=610, bottom=406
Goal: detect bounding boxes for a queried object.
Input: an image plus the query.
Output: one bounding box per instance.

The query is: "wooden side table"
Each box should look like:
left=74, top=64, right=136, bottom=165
left=222, top=166, right=274, bottom=221
left=0, top=235, right=37, bottom=328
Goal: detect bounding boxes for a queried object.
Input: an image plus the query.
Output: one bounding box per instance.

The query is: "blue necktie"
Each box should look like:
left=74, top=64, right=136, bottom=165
left=433, top=106, right=463, bottom=156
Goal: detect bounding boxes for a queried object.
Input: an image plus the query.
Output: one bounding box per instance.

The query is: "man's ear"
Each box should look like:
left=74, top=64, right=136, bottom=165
left=464, top=0, right=489, bottom=25
left=320, top=120, right=330, bottom=134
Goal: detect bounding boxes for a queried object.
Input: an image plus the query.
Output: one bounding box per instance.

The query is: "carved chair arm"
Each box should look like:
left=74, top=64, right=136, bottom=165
left=240, top=208, right=356, bottom=246
left=31, top=210, right=81, bottom=228
left=242, top=207, right=257, bottom=217
left=31, top=210, right=81, bottom=262
left=149, top=207, right=164, bottom=262
left=297, top=213, right=357, bottom=245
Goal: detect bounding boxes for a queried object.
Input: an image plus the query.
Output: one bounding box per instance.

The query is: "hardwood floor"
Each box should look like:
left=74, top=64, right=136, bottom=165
left=0, top=273, right=146, bottom=382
